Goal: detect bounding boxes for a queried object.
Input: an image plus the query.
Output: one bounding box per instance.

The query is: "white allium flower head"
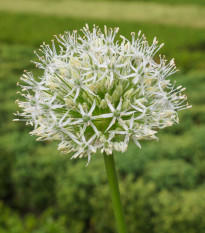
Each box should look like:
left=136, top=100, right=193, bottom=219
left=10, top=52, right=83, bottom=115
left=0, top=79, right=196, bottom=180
left=14, top=24, right=191, bottom=165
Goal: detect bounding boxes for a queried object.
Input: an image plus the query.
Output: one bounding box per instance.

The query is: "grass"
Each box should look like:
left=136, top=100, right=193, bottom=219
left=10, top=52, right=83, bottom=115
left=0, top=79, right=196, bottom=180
left=63, top=0, right=205, bottom=6
left=0, top=11, right=205, bottom=72
left=0, top=0, right=205, bottom=28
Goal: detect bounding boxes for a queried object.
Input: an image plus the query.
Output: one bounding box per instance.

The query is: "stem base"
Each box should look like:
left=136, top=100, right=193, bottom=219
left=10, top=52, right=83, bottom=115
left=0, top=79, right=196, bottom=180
left=103, top=153, right=128, bottom=233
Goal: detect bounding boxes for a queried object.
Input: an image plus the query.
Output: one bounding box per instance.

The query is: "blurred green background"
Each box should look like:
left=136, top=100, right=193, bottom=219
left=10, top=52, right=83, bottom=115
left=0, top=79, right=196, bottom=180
left=0, top=0, right=205, bottom=232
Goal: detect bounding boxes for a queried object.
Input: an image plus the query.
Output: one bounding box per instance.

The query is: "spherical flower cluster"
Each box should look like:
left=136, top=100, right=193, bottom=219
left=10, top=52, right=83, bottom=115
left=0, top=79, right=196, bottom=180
left=14, top=24, right=191, bottom=165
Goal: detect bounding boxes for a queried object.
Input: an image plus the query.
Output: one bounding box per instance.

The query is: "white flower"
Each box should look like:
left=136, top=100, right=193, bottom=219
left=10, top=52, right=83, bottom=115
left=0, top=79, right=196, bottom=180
left=15, top=24, right=191, bottom=165
left=105, top=98, right=135, bottom=132
left=71, top=100, right=100, bottom=136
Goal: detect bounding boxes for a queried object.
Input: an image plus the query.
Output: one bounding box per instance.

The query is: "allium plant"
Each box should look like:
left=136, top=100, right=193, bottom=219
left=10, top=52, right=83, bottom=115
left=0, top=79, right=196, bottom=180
left=14, top=24, right=191, bottom=233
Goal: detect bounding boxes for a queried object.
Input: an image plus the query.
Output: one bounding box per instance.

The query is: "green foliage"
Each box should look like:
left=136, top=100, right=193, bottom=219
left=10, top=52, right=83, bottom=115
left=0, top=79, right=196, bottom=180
left=13, top=154, right=57, bottom=211
left=152, top=189, right=205, bottom=233
left=144, top=159, right=197, bottom=190
left=0, top=202, right=68, bottom=233
left=0, top=151, right=13, bottom=200
left=0, top=2, right=205, bottom=232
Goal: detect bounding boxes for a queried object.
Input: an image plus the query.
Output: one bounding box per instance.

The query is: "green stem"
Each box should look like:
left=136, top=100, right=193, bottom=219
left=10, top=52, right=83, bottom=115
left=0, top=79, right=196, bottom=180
left=103, top=153, right=128, bottom=233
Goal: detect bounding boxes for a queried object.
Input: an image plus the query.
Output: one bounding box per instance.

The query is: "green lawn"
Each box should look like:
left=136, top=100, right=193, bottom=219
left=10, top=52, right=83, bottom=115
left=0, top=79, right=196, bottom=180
left=68, top=0, right=205, bottom=6
left=0, top=0, right=205, bottom=28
